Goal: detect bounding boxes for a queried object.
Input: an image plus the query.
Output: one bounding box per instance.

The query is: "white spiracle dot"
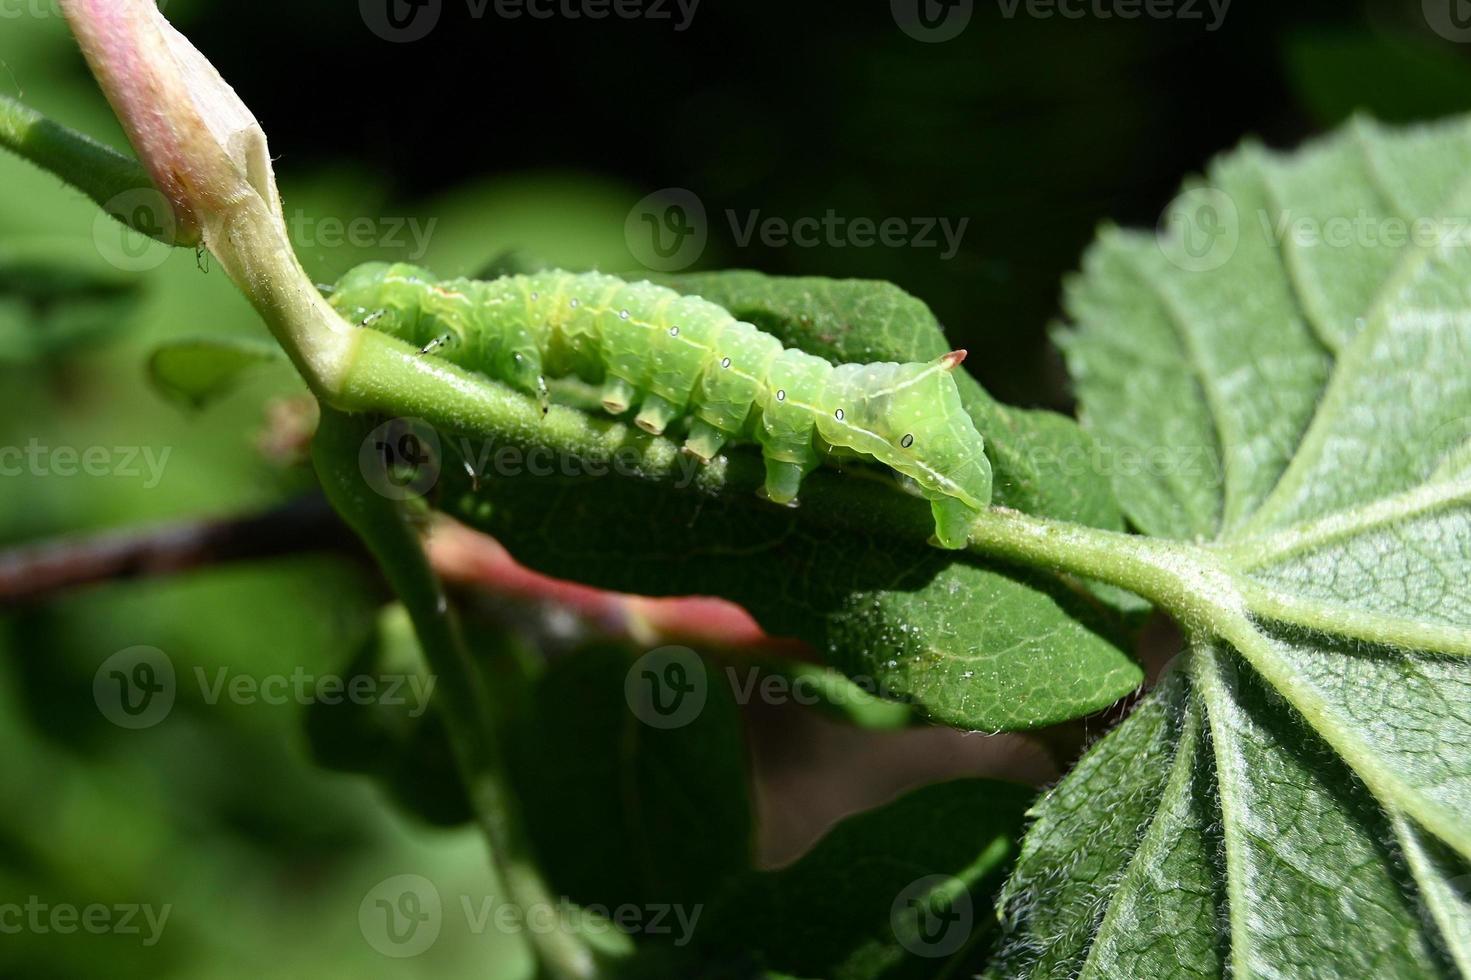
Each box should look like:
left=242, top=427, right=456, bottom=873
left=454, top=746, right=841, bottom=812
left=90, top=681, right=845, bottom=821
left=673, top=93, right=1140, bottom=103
left=530, top=292, right=539, bottom=300
left=570, top=298, right=579, bottom=308
left=619, top=309, right=630, bottom=319
left=669, top=325, right=680, bottom=337
left=835, top=408, right=845, bottom=421
left=901, top=433, right=915, bottom=448
left=776, top=389, right=786, bottom=401
left=721, top=357, right=732, bottom=369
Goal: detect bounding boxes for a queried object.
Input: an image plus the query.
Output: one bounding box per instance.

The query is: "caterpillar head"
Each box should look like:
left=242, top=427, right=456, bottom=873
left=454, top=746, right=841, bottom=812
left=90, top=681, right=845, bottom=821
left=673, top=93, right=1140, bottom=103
left=819, top=351, right=990, bottom=513
left=328, top=261, right=438, bottom=333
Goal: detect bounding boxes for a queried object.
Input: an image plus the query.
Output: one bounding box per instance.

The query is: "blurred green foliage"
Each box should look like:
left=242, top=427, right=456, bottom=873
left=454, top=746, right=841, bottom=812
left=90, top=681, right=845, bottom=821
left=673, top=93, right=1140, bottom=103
left=0, top=12, right=630, bottom=978
left=5, top=0, right=1471, bottom=976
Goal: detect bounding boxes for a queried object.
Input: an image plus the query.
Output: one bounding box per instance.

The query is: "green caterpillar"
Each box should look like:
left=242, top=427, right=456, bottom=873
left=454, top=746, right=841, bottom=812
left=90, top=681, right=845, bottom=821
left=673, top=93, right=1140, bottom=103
left=329, top=263, right=992, bottom=547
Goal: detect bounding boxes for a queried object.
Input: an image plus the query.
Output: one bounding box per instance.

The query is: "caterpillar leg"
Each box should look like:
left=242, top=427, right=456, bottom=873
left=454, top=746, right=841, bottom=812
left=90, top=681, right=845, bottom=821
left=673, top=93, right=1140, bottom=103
left=682, top=419, right=728, bottom=462
left=929, top=497, right=978, bottom=550
left=600, top=377, right=637, bottom=414
left=634, top=394, right=681, bottom=435
left=757, top=458, right=811, bottom=507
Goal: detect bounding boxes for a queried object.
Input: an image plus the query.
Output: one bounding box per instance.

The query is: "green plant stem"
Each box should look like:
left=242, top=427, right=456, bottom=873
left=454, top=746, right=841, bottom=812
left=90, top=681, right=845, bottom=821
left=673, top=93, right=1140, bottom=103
left=0, top=95, right=353, bottom=398
left=0, top=92, right=192, bottom=246
left=329, top=327, right=1471, bottom=863
left=328, top=329, right=1467, bottom=645
left=313, top=407, right=599, bottom=980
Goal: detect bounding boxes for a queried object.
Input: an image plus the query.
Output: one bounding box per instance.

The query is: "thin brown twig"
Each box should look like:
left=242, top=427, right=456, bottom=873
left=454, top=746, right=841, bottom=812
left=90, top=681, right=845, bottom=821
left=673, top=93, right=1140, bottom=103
left=0, top=493, right=363, bottom=607
left=0, top=496, right=812, bottom=660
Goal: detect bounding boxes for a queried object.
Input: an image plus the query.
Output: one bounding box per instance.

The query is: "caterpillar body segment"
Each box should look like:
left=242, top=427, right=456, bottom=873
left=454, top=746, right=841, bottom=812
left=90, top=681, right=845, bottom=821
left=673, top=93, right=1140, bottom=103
left=329, top=262, right=992, bottom=547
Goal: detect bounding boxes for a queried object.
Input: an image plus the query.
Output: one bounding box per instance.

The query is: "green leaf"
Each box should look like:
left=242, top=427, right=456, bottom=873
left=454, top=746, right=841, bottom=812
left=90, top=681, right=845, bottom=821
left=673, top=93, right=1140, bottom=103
left=1003, top=113, right=1471, bottom=974
left=1194, top=647, right=1446, bottom=976
left=687, top=778, right=1032, bottom=980
left=506, top=645, right=753, bottom=915
left=443, top=462, right=1142, bottom=731
left=737, top=657, right=915, bottom=730
left=147, top=335, right=285, bottom=409
left=990, top=672, right=1224, bottom=978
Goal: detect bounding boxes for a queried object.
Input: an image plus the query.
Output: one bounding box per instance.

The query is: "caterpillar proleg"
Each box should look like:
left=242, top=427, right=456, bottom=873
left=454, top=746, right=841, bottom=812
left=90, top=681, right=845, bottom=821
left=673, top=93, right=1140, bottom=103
left=330, top=263, right=993, bottom=547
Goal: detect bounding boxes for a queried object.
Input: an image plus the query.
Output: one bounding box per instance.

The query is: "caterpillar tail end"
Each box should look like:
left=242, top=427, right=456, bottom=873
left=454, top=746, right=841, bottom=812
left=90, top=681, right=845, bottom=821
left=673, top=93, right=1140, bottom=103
left=940, top=349, right=968, bottom=371
left=635, top=395, right=681, bottom=435
left=682, top=420, right=728, bottom=462
left=600, top=377, right=637, bottom=415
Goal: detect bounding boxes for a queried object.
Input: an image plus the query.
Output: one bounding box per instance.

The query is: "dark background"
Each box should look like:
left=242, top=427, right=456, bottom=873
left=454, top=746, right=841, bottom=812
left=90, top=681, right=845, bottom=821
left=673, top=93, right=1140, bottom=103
left=183, top=0, right=1471, bottom=403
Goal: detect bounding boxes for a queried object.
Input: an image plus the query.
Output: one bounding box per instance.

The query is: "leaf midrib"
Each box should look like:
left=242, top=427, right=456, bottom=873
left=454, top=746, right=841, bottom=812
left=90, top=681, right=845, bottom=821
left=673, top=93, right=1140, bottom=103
left=962, top=506, right=1471, bottom=863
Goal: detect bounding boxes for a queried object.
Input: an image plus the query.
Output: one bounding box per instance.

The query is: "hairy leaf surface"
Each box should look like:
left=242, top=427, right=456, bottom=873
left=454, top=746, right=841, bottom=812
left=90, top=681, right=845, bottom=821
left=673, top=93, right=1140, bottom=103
left=1001, top=114, right=1471, bottom=976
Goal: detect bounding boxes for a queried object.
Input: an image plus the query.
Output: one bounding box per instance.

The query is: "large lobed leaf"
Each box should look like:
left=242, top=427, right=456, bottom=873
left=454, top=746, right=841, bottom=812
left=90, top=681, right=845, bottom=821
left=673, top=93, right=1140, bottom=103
left=1000, top=114, right=1471, bottom=975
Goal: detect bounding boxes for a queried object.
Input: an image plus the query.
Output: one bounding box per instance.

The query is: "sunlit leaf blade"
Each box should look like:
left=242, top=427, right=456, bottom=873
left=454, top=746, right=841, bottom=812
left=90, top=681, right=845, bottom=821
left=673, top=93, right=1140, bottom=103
left=1196, top=646, right=1450, bottom=975
left=1008, top=113, right=1471, bottom=975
